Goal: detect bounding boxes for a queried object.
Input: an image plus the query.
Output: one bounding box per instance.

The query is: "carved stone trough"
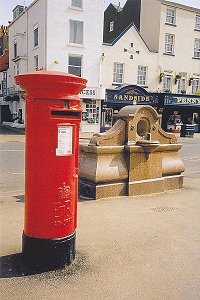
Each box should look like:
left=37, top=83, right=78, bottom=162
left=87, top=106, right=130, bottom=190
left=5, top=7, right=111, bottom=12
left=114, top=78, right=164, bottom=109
left=79, top=105, right=185, bottom=200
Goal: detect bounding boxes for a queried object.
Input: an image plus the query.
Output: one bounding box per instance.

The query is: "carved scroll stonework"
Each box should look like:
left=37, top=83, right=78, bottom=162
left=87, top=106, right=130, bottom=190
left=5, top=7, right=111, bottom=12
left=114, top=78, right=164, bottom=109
left=79, top=105, right=185, bottom=200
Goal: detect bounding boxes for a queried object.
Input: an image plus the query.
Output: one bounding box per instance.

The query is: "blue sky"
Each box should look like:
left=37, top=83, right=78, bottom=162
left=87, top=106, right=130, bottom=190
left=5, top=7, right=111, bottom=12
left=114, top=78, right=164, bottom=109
left=0, top=0, right=200, bottom=25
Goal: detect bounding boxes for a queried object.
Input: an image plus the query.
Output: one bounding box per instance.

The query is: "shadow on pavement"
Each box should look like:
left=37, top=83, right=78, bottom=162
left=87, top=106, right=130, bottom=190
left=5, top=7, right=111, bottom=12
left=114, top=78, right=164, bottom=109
left=0, top=253, right=51, bottom=278
left=0, top=125, right=25, bottom=135
left=0, top=251, right=87, bottom=278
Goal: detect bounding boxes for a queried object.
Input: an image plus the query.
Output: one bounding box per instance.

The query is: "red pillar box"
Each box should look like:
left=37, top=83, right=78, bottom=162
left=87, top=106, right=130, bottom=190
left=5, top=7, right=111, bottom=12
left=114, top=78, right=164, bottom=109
left=15, top=71, right=87, bottom=270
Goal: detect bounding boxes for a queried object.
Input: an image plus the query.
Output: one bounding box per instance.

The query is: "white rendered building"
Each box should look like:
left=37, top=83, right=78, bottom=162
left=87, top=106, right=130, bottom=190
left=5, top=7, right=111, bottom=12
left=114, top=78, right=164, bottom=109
left=102, top=0, right=200, bottom=94
left=7, top=0, right=104, bottom=132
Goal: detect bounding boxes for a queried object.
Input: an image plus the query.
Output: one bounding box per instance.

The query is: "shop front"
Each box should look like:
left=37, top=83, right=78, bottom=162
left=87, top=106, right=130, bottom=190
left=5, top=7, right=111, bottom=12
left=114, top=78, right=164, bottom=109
left=101, top=85, right=160, bottom=131
left=162, top=94, right=200, bottom=133
left=79, top=87, right=105, bottom=133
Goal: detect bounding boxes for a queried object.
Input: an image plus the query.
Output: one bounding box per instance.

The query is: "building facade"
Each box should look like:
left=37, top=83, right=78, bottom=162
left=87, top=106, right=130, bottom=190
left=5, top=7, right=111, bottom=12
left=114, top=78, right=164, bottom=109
left=102, top=0, right=200, bottom=132
left=0, top=25, right=10, bottom=123
left=6, top=0, right=104, bottom=132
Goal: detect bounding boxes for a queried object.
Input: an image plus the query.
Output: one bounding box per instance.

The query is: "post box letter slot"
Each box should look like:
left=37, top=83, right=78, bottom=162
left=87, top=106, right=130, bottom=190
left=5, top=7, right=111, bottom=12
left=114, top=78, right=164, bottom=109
left=56, top=125, right=73, bottom=156
left=51, top=111, right=81, bottom=117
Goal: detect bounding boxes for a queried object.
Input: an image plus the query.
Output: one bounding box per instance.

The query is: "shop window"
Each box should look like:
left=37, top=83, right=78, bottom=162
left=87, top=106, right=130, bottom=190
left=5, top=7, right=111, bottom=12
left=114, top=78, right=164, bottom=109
left=33, top=25, right=39, bottom=47
left=113, top=63, right=124, bottom=84
left=69, top=20, right=83, bottom=44
left=166, top=7, right=176, bottom=25
left=195, top=15, right=200, bottom=30
left=85, top=100, right=99, bottom=123
left=192, top=79, right=199, bottom=94
left=163, top=75, right=172, bottom=92
left=165, top=34, right=175, bottom=54
left=137, top=66, right=147, bottom=86
left=68, top=55, right=82, bottom=77
left=71, top=0, right=83, bottom=9
left=194, top=38, right=200, bottom=58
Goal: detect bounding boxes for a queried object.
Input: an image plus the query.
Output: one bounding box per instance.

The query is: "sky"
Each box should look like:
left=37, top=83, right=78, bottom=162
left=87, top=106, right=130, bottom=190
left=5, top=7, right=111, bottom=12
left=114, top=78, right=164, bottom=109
left=0, top=0, right=200, bottom=25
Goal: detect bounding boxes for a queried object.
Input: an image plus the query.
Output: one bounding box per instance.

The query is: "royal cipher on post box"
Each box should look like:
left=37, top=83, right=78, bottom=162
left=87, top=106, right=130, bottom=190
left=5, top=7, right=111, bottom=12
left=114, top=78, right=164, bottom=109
left=15, top=71, right=87, bottom=270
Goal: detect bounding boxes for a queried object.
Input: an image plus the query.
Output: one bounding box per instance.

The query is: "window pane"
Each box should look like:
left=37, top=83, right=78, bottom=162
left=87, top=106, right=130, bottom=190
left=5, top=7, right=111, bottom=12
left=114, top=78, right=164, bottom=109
left=194, top=38, right=200, bottom=58
left=178, top=78, right=186, bottom=93
left=113, top=63, right=124, bottom=83
left=110, top=21, right=114, bottom=32
left=85, top=100, right=99, bottom=123
left=68, top=55, right=82, bottom=77
left=163, top=76, right=172, bottom=91
left=69, top=56, right=82, bottom=66
left=14, top=42, right=17, bottom=58
left=192, top=79, right=199, bottom=94
left=72, top=0, right=82, bottom=8
left=166, top=8, right=176, bottom=24
left=165, top=34, right=174, bottom=54
left=34, top=55, right=39, bottom=70
left=34, top=27, right=38, bottom=47
left=137, top=66, right=147, bottom=85
left=70, top=20, right=83, bottom=44
left=195, top=15, right=200, bottom=30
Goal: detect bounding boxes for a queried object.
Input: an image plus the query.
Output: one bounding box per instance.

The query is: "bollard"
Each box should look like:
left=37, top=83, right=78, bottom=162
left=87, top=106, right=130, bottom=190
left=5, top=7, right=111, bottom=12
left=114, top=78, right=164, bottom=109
left=15, top=71, right=87, bottom=270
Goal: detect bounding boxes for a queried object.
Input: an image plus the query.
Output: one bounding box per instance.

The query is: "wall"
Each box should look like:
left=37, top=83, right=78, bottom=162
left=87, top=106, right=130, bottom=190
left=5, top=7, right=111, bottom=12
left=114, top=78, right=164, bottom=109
left=102, top=25, right=158, bottom=92
left=158, top=2, right=200, bottom=94
left=140, top=0, right=161, bottom=51
left=46, top=0, right=104, bottom=87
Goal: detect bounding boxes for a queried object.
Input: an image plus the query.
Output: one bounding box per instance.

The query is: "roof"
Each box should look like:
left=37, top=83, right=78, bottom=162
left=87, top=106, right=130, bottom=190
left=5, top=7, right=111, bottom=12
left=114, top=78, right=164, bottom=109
left=103, top=22, right=158, bottom=53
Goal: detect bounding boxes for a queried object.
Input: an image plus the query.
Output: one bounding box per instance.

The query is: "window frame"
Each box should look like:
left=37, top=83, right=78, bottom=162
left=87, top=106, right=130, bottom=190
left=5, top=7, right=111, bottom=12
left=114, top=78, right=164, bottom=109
left=68, top=54, right=82, bottom=77
left=195, top=15, right=200, bottom=30
left=69, top=19, right=84, bottom=45
left=165, top=33, right=175, bottom=54
left=192, top=79, right=199, bottom=94
left=71, top=0, right=83, bottom=9
left=109, top=21, right=114, bottom=32
left=34, top=55, right=39, bottom=70
left=163, top=75, right=172, bottom=92
left=113, top=62, right=124, bottom=84
left=14, top=40, right=17, bottom=58
left=194, top=38, right=200, bottom=58
left=177, top=73, right=187, bottom=94
left=137, top=66, right=148, bottom=86
left=166, top=7, right=176, bottom=25
left=33, top=25, right=39, bottom=48
left=85, top=100, right=99, bottom=124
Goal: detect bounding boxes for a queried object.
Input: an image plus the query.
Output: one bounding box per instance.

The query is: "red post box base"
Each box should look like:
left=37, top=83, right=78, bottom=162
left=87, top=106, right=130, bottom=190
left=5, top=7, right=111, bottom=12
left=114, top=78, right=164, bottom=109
left=22, top=232, right=76, bottom=271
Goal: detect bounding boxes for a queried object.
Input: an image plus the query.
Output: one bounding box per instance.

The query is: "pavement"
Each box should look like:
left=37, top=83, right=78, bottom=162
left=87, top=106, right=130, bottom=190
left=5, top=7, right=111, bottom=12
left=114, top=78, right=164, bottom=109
left=0, top=127, right=200, bottom=299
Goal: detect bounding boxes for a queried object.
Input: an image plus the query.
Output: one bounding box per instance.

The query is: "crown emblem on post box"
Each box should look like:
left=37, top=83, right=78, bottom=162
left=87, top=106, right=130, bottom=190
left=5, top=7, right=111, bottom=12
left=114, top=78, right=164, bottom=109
left=58, top=182, right=70, bottom=199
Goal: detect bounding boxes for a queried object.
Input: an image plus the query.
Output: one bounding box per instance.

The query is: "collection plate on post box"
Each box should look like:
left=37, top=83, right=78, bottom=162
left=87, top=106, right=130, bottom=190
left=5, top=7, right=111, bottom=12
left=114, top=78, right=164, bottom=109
left=56, top=125, right=73, bottom=156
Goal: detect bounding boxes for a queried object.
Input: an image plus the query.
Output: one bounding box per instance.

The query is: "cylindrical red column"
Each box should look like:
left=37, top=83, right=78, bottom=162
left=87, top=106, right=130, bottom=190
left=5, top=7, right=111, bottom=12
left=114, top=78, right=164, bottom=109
left=15, top=71, right=87, bottom=270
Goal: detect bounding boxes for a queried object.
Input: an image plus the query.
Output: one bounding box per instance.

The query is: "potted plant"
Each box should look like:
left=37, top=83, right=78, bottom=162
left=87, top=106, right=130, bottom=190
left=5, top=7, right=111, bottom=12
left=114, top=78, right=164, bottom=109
left=159, top=72, right=164, bottom=83
left=181, top=90, right=186, bottom=94
left=189, top=77, right=194, bottom=86
left=175, top=74, right=182, bottom=84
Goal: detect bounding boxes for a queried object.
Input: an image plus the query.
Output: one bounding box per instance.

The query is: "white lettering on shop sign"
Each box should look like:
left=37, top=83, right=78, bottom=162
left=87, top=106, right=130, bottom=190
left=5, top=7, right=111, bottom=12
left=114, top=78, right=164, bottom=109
left=56, top=126, right=73, bottom=156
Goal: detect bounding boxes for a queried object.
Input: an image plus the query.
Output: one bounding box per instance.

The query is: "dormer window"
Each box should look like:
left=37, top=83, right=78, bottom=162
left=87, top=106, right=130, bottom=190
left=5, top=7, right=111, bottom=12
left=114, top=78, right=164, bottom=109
left=109, top=21, right=114, bottom=32
left=166, top=7, right=176, bottom=25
